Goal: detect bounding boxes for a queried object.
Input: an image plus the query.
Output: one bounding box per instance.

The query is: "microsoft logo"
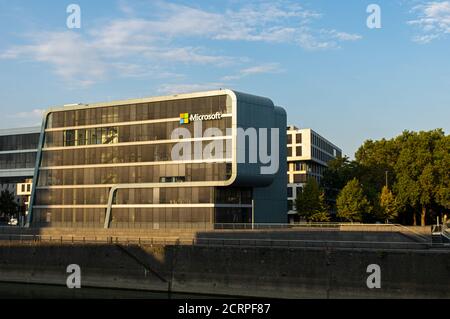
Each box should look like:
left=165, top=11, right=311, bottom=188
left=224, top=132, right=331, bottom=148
left=180, top=113, right=190, bottom=124
left=180, top=112, right=223, bottom=124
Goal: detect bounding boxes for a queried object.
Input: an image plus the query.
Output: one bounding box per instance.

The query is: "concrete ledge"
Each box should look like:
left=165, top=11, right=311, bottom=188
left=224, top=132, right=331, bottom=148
left=0, top=242, right=449, bottom=298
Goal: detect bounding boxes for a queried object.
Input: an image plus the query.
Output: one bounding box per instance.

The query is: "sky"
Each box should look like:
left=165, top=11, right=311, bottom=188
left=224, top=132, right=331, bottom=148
left=0, top=0, right=449, bottom=158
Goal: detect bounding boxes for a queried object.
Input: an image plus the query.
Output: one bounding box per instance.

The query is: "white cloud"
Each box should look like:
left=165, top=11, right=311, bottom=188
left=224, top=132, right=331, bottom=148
left=408, top=1, right=450, bottom=43
left=222, top=63, right=282, bottom=81
left=328, top=30, right=363, bottom=41
left=157, top=82, right=226, bottom=95
left=412, top=33, right=441, bottom=44
left=150, top=1, right=360, bottom=48
left=9, top=109, right=45, bottom=119
left=0, top=1, right=362, bottom=86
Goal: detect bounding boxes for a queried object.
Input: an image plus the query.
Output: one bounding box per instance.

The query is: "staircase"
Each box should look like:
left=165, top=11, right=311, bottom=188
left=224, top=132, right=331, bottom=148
left=431, top=224, right=450, bottom=246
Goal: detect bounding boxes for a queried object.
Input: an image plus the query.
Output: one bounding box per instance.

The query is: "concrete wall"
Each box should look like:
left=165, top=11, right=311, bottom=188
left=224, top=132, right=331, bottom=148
left=0, top=242, right=449, bottom=298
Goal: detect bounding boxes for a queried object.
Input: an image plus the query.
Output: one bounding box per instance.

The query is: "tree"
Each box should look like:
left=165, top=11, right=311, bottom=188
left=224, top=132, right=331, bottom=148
left=355, top=138, right=400, bottom=206
left=394, top=130, right=446, bottom=225
left=336, top=178, right=372, bottom=222
left=433, top=135, right=450, bottom=211
left=321, top=156, right=357, bottom=190
left=309, top=193, right=331, bottom=222
left=379, top=186, right=398, bottom=223
left=321, top=156, right=358, bottom=200
left=0, top=190, right=18, bottom=218
left=354, top=129, right=449, bottom=226
left=296, top=179, right=330, bottom=222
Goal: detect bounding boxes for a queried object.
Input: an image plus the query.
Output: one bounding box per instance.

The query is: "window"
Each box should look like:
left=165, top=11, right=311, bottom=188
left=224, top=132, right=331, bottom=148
left=287, top=134, right=292, bottom=144
left=287, top=200, right=293, bottom=211
left=103, top=127, right=118, bottom=144
left=64, top=130, right=76, bottom=146
left=296, top=146, right=302, bottom=157
left=296, top=134, right=302, bottom=144
left=294, top=174, right=307, bottom=183
left=159, top=176, right=186, bottom=183
left=287, top=187, right=293, bottom=198
left=63, top=127, right=119, bottom=147
left=288, top=146, right=292, bottom=157
left=295, top=162, right=306, bottom=171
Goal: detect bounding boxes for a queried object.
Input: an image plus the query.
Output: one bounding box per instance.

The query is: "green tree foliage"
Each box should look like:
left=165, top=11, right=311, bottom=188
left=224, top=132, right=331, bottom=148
left=394, top=130, right=446, bottom=226
left=336, top=178, right=372, bottom=222
left=434, top=135, right=450, bottom=210
left=296, top=179, right=330, bottom=222
left=309, top=193, right=331, bottom=222
left=379, top=186, right=398, bottom=223
left=355, top=138, right=400, bottom=206
left=321, top=156, right=357, bottom=191
left=321, top=156, right=358, bottom=204
left=325, top=129, right=449, bottom=225
left=0, top=190, right=17, bottom=218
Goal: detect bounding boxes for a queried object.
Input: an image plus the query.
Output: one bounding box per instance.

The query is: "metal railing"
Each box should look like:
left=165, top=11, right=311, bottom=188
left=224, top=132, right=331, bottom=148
left=0, top=222, right=434, bottom=240
left=392, top=224, right=431, bottom=243
left=0, top=233, right=435, bottom=250
left=432, top=224, right=450, bottom=244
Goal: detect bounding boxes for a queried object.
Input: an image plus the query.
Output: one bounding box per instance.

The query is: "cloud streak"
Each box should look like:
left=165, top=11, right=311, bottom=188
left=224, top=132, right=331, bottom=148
left=157, top=82, right=226, bottom=95
left=0, top=1, right=362, bottom=86
left=408, top=1, right=450, bottom=43
left=222, top=63, right=283, bottom=81
left=8, top=109, right=45, bottom=119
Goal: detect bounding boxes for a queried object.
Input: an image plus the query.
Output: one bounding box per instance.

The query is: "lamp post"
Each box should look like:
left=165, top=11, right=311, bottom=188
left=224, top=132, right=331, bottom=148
left=385, top=170, right=388, bottom=188
left=252, top=199, right=255, bottom=230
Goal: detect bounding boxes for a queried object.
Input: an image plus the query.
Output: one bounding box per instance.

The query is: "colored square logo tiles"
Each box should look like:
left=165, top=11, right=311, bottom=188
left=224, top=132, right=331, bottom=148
left=180, top=113, right=189, bottom=124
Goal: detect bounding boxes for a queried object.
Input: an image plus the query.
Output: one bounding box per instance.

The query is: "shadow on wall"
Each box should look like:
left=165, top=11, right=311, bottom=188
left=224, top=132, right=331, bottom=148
left=0, top=239, right=450, bottom=299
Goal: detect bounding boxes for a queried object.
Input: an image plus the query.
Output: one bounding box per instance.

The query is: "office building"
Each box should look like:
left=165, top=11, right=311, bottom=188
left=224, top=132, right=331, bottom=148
left=287, top=126, right=342, bottom=221
left=0, top=127, right=40, bottom=221
left=29, top=90, right=287, bottom=228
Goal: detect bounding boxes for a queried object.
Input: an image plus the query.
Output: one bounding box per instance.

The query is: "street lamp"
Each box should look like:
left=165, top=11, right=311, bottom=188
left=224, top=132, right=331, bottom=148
left=385, top=170, right=388, bottom=188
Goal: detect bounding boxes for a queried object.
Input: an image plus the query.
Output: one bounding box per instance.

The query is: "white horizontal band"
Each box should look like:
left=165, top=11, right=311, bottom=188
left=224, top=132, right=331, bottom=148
left=43, top=135, right=232, bottom=151
left=33, top=204, right=252, bottom=209
left=34, top=205, right=107, bottom=209
left=0, top=149, right=37, bottom=155
left=45, top=113, right=232, bottom=132
left=40, top=158, right=232, bottom=170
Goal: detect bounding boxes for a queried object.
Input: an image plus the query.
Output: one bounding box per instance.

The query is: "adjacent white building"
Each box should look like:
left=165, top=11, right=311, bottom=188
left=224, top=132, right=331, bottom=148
left=0, top=127, right=40, bottom=223
left=287, top=126, right=342, bottom=221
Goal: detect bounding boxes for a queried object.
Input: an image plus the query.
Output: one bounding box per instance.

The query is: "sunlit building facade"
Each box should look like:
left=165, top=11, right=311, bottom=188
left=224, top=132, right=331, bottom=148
left=29, top=90, right=287, bottom=228
left=287, top=126, right=342, bottom=221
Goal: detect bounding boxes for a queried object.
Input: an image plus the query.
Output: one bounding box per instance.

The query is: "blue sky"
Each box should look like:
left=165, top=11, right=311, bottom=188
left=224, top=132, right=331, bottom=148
left=0, top=0, right=449, bottom=157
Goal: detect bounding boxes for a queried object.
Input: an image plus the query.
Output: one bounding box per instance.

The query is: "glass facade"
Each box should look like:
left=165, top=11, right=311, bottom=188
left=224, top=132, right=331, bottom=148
left=44, top=118, right=231, bottom=148
left=32, top=94, right=253, bottom=228
left=0, top=152, right=37, bottom=170
left=0, top=133, right=39, bottom=170
left=0, top=133, right=40, bottom=152
left=41, top=142, right=229, bottom=167
left=0, top=131, right=40, bottom=219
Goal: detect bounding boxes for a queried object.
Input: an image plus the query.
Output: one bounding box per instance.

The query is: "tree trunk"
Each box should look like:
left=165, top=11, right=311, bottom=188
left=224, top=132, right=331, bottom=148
left=421, top=206, right=426, bottom=226
left=413, top=212, right=417, bottom=226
